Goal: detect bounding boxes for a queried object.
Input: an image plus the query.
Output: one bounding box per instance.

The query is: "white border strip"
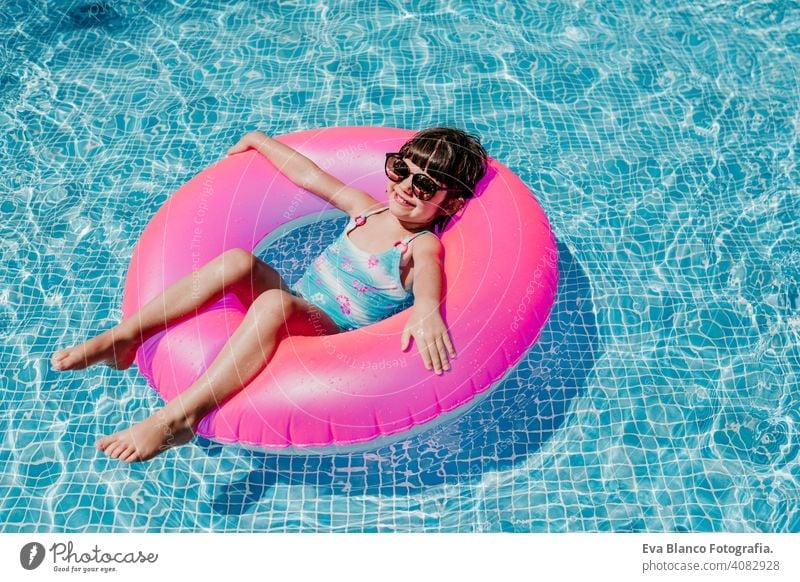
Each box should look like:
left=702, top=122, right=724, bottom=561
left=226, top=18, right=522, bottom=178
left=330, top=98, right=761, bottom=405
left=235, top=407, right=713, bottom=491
left=2, top=533, right=796, bottom=581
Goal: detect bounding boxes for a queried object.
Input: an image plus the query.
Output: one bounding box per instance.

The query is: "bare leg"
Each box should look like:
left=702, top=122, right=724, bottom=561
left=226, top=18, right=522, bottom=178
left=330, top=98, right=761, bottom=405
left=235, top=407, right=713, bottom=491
left=51, top=249, right=283, bottom=371
left=95, top=289, right=340, bottom=462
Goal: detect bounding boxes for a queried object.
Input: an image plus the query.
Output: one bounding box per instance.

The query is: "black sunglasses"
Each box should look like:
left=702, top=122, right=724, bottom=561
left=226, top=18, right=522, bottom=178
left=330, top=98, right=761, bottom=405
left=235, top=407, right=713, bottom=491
left=384, top=154, right=459, bottom=201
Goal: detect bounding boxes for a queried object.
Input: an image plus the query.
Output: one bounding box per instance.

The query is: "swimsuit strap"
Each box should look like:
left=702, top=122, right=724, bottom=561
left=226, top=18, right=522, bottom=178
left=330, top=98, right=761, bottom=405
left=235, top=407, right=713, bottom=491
left=364, top=206, right=390, bottom=218
left=393, top=230, right=434, bottom=254
left=349, top=206, right=434, bottom=253
left=350, top=206, right=390, bottom=229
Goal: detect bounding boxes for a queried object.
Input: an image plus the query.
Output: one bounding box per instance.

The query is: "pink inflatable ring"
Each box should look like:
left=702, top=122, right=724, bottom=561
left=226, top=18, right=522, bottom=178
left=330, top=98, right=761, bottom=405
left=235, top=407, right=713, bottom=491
left=121, top=127, right=558, bottom=452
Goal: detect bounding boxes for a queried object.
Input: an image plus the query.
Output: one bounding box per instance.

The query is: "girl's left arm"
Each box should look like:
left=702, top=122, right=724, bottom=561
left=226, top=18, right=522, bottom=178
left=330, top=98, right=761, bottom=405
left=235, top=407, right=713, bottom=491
left=400, top=236, right=456, bottom=375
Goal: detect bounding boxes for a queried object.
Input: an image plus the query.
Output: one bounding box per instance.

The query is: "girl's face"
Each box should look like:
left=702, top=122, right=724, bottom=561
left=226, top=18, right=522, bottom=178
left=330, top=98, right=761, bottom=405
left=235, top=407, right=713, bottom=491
left=386, top=157, right=462, bottom=227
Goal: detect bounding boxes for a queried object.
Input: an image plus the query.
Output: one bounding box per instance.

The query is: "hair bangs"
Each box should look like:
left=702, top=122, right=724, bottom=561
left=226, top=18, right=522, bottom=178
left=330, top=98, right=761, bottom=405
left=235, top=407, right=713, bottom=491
left=399, top=136, right=460, bottom=188
left=397, top=126, right=488, bottom=203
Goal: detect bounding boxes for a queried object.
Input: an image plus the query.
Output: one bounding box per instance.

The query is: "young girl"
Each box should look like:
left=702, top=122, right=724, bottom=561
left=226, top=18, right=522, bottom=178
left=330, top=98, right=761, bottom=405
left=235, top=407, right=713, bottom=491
left=51, top=127, right=488, bottom=462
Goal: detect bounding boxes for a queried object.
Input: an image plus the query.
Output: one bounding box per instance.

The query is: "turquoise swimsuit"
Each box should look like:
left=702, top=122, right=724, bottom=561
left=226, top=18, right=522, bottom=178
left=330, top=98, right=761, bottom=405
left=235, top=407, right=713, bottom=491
left=292, top=207, right=433, bottom=331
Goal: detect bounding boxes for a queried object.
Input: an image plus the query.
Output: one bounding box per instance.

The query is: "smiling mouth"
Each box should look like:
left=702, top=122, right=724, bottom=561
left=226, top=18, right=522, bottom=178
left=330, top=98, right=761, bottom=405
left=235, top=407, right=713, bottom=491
left=394, top=191, right=415, bottom=207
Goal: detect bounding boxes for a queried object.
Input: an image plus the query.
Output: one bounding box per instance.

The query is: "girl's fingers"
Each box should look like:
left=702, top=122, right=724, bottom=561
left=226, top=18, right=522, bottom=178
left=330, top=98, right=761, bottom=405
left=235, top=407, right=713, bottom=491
left=435, top=337, right=450, bottom=371
left=443, top=332, right=456, bottom=358
left=424, top=351, right=435, bottom=372
left=400, top=327, right=412, bottom=351
left=228, top=136, right=257, bottom=155
left=412, top=329, right=455, bottom=375
left=426, top=341, right=443, bottom=375
left=417, top=340, right=432, bottom=371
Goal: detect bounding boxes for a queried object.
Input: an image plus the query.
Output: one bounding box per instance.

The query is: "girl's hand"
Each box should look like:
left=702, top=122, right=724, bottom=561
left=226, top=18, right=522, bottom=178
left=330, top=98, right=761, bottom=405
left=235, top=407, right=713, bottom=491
left=227, top=132, right=268, bottom=156
left=400, top=307, right=456, bottom=375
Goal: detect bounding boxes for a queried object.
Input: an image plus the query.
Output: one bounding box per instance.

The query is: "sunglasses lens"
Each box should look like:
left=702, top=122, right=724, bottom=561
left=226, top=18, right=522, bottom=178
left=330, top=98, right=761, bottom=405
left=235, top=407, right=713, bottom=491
left=412, top=176, right=439, bottom=200
left=385, top=156, right=408, bottom=182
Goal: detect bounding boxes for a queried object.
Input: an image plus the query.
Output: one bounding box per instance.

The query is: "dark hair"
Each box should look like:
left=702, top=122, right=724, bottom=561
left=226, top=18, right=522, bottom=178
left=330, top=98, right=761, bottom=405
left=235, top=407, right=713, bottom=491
left=399, top=127, right=488, bottom=198
left=398, top=127, right=488, bottom=232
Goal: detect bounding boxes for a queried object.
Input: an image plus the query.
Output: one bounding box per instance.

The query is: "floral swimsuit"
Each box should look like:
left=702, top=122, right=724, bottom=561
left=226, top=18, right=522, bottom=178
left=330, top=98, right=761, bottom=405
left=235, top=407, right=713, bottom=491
left=291, top=207, right=432, bottom=330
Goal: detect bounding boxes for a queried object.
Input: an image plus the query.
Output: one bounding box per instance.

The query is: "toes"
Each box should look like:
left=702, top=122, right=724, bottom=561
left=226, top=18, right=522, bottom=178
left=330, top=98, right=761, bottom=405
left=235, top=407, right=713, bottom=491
left=51, top=349, right=81, bottom=371
left=96, top=430, right=148, bottom=462
left=50, top=351, right=68, bottom=370
left=95, top=437, right=111, bottom=451
left=96, top=435, right=126, bottom=459
left=120, top=448, right=141, bottom=463
left=108, top=441, right=130, bottom=460
left=97, top=435, right=119, bottom=457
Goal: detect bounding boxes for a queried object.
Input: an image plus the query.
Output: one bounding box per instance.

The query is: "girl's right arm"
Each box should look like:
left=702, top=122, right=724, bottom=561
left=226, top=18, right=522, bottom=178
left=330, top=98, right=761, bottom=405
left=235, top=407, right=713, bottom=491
left=227, top=131, right=379, bottom=217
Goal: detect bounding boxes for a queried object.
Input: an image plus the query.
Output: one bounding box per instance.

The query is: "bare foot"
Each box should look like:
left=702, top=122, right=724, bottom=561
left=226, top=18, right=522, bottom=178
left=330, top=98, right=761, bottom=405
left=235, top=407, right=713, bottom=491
left=95, top=407, right=196, bottom=463
left=51, top=328, right=139, bottom=371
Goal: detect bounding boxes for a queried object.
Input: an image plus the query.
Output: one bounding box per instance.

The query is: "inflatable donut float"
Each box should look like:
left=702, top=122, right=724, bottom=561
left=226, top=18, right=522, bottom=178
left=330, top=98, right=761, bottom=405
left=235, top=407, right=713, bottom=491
left=121, top=126, right=558, bottom=452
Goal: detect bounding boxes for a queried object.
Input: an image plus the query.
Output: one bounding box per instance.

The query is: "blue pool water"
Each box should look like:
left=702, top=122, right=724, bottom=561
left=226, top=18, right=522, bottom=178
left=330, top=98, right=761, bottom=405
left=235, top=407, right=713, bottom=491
left=1, top=0, right=799, bottom=532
